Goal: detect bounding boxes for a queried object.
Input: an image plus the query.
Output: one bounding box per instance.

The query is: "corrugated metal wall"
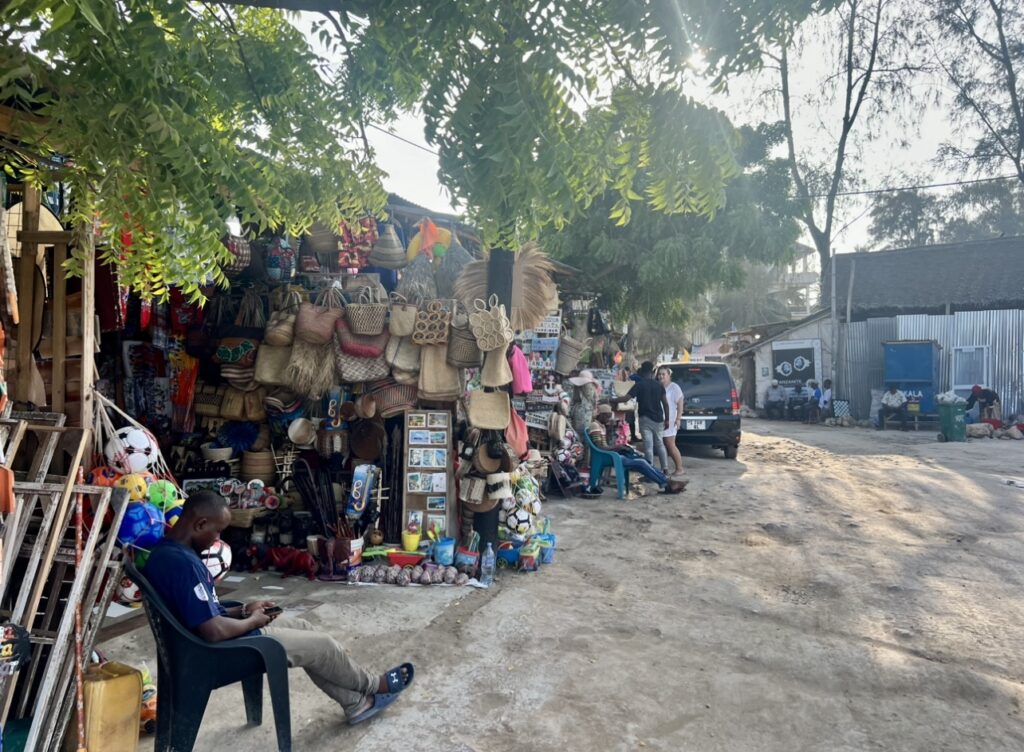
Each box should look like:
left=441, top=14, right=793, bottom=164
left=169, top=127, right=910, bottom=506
left=838, top=317, right=896, bottom=418
left=944, top=310, right=1024, bottom=419
left=839, top=309, right=1023, bottom=419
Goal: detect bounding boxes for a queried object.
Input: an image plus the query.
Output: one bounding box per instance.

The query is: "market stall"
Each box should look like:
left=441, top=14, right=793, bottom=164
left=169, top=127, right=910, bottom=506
left=94, top=218, right=589, bottom=600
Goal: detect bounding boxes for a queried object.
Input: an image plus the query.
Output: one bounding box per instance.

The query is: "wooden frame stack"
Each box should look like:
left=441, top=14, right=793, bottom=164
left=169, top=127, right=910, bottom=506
left=0, top=414, right=129, bottom=751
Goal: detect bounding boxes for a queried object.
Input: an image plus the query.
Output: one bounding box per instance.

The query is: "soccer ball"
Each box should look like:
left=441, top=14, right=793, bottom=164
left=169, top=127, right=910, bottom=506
left=86, top=465, right=120, bottom=487
left=147, top=479, right=179, bottom=511
left=505, top=506, right=532, bottom=536
left=105, top=426, right=160, bottom=475
left=500, top=496, right=516, bottom=511
left=117, top=576, right=142, bottom=604
left=115, top=473, right=150, bottom=501
left=200, top=540, right=233, bottom=582
left=163, top=502, right=184, bottom=527
left=118, top=502, right=165, bottom=548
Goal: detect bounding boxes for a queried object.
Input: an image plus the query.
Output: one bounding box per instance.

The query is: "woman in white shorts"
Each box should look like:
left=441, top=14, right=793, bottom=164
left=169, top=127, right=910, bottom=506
left=657, top=367, right=685, bottom=476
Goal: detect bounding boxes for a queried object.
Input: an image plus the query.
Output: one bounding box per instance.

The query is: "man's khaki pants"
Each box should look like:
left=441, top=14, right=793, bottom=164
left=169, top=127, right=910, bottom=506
left=261, top=616, right=377, bottom=717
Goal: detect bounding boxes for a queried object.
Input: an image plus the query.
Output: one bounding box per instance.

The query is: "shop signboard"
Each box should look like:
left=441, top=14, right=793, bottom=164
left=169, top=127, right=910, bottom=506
left=523, top=399, right=556, bottom=430
left=771, top=339, right=821, bottom=388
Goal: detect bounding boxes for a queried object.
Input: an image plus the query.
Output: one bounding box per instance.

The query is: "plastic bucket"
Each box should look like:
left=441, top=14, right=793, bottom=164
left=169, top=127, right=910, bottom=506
left=534, top=533, right=556, bottom=564
left=402, top=531, right=421, bottom=552
left=433, top=537, right=455, bottom=565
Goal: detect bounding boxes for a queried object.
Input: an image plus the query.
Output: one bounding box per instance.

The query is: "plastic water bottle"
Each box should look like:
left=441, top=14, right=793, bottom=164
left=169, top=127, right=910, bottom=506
left=480, top=543, right=496, bottom=586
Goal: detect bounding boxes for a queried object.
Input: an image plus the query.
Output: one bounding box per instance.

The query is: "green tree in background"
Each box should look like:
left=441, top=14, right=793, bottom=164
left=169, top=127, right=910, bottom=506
left=865, top=177, right=1024, bottom=248
left=545, top=123, right=801, bottom=329
left=927, top=0, right=1024, bottom=187
left=1, top=0, right=831, bottom=296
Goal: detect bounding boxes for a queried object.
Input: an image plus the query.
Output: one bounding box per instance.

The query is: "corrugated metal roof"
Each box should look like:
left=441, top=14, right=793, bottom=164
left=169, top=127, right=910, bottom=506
left=825, top=237, right=1024, bottom=316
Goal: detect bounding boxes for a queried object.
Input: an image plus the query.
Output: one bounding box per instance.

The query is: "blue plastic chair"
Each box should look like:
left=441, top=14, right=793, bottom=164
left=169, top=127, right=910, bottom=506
left=125, top=560, right=292, bottom=752
left=582, top=429, right=629, bottom=499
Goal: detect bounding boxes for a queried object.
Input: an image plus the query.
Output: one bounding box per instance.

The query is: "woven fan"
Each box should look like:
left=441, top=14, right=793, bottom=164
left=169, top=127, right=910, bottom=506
left=396, top=251, right=437, bottom=304
left=435, top=230, right=474, bottom=299
left=453, top=242, right=557, bottom=331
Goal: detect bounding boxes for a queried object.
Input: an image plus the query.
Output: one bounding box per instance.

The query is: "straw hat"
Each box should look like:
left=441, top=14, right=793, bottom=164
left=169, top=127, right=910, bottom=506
left=287, top=417, right=317, bottom=447
left=568, top=369, right=599, bottom=387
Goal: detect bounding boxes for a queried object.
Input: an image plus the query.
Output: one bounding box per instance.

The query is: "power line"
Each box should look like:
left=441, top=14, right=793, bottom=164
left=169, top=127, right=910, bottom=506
left=367, top=123, right=439, bottom=156
left=366, top=121, right=1020, bottom=201
left=805, top=174, right=1019, bottom=199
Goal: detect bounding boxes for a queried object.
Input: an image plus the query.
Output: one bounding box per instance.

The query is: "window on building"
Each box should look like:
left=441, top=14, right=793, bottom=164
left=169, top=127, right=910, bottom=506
left=952, top=346, right=989, bottom=392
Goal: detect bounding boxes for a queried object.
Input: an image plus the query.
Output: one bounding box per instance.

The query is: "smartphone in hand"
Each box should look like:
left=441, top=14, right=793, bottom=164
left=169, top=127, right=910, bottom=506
left=262, top=606, right=283, bottom=617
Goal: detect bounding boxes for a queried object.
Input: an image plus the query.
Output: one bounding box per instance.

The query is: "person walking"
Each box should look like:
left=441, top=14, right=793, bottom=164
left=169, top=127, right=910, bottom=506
left=657, top=366, right=685, bottom=477
left=611, top=361, right=669, bottom=473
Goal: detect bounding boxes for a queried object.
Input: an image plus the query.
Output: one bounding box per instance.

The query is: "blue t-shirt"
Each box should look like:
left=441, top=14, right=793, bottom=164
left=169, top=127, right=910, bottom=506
left=144, top=539, right=228, bottom=631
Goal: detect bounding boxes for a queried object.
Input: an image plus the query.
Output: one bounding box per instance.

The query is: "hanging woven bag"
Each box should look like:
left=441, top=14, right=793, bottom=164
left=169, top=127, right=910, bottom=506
left=418, top=344, right=461, bottom=400
left=295, top=285, right=344, bottom=346
left=213, top=288, right=266, bottom=367
left=467, top=390, right=512, bottom=431
left=388, top=292, right=418, bottom=337
left=345, top=285, right=388, bottom=336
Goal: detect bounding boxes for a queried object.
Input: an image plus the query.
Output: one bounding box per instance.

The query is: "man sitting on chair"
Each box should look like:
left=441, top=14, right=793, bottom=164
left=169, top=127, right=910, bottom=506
left=588, top=405, right=687, bottom=494
left=144, top=490, right=414, bottom=725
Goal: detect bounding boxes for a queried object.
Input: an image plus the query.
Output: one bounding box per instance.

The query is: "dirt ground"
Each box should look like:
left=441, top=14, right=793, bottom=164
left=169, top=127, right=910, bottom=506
left=101, top=421, right=1024, bottom=751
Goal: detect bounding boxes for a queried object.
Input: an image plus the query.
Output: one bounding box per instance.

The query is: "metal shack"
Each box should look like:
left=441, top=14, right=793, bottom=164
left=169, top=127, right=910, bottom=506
left=882, top=340, right=942, bottom=415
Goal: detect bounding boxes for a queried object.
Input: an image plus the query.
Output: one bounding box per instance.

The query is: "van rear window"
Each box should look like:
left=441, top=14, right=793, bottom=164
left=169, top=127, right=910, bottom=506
left=669, top=365, right=733, bottom=398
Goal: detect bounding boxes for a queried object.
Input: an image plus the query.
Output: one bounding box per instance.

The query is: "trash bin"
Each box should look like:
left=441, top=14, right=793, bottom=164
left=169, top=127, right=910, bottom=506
left=937, top=403, right=966, bottom=442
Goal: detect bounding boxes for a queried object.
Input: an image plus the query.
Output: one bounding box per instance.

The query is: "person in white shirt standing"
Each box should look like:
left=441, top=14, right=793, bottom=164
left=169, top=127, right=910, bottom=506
left=878, top=384, right=909, bottom=430
left=819, top=379, right=833, bottom=419
left=657, top=367, right=686, bottom=477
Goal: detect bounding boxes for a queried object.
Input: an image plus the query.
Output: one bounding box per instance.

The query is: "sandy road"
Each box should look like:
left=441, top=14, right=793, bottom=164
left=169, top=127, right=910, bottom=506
left=112, top=421, right=1024, bottom=751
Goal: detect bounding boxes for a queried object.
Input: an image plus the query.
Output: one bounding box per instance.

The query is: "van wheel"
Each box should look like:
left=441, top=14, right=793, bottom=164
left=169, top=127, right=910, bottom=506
left=723, top=445, right=738, bottom=459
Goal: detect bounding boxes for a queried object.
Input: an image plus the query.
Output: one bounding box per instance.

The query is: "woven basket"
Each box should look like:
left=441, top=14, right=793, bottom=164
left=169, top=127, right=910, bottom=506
left=346, top=287, right=388, bottom=335
left=229, top=508, right=265, bottom=528
left=389, top=293, right=418, bottom=337
left=469, top=295, right=513, bottom=352
left=447, top=324, right=483, bottom=368
left=342, top=273, right=381, bottom=292
left=369, top=379, right=419, bottom=418
left=335, top=349, right=390, bottom=383
left=305, top=221, right=339, bottom=253
left=412, top=299, right=453, bottom=345
left=467, top=390, right=511, bottom=430
left=368, top=224, right=408, bottom=269
left=201, top=442, right=233, bottom=461
left=555, top=331, right=590, bottom=375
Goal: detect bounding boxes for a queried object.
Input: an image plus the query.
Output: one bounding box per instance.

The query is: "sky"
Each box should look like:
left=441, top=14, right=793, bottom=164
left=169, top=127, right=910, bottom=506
left=314, top=10, right=979, bottom=255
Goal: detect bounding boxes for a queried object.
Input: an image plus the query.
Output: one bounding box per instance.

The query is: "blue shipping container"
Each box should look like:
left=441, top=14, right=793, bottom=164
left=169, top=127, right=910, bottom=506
left=882, top=340, right=942, bottom=414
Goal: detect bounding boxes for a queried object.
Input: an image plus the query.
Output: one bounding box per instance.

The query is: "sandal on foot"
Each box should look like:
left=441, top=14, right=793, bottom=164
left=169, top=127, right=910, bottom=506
left=384, top=663, right=414, bottom=694
left=347, top=691, right=402, bottom=725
